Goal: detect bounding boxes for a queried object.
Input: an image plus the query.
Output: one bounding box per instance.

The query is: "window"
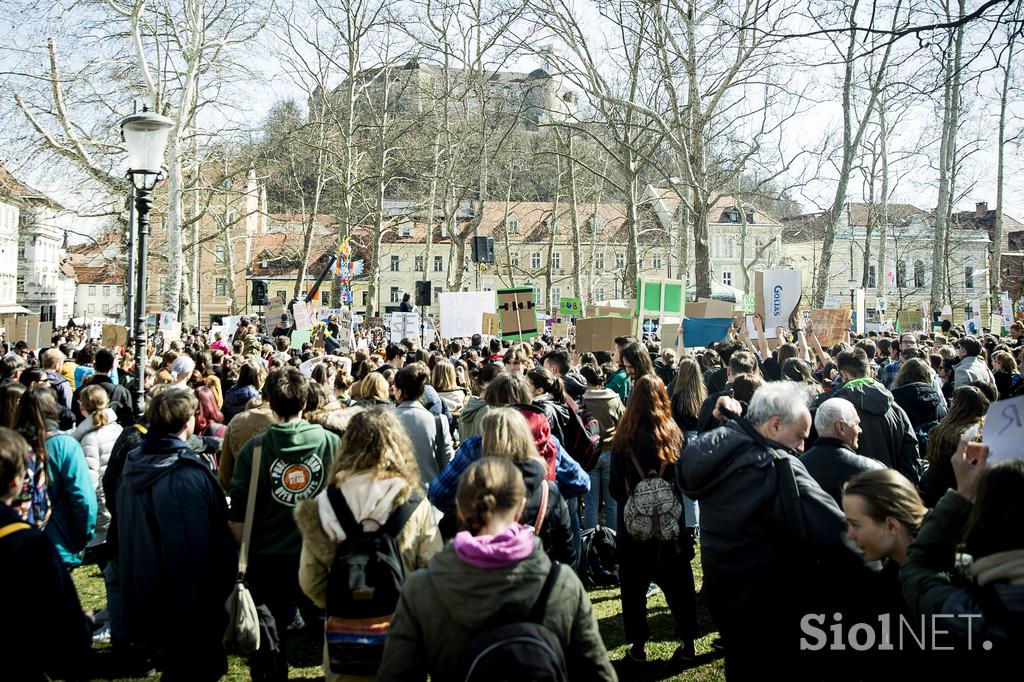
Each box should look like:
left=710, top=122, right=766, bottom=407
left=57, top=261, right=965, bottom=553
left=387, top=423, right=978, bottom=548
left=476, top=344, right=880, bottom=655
left=434, top=287, right=442, bottom=301
left=722, top=271, right=732, bottom=286
left=653, top=255, right=663, bottom=270
left=595, top=253, right=604, bottom=270
left=615, top=253, right=624, bottom=269
left=415, top=255, right=424, bottom=272
left=511, top=252, right=520, bottom=267
left=551, top=287, right=561, bottom=308
left=89, top=285, right=96, bottom=296
left=721, top=237, right=735, bottom=259
left=596, top=287, right=605, bottom=302
left=638, top=257, right=644, bottom=271
left=896, top=260, right=907, bottom=288
left=913, top=260, right=925, bottom=288
left=434, top=256, right=443, bottom=272
left=103, top=285, right=110, bottom=297
left=362, top=291, right=368, bottom=306
left=552, top=252, right=561, bottom=269
left=215, top=277, right=229, bottom=297
left=728, top=208, right=740, bottom=223
left=215, top=245, right=225, bottom=263
left=390, top=287, right=400, bottom=303
left=101, top=304, right=109, bottom=314
left=87, top=303, right=95, bottom=314
left=868, top=265, right=877, bottom=289
left=390, top=255, right=400, bottom=272
left=507, top=215, right=519, bottom=235
left=534, top=287, right=544, bottom=306
left=531, top=252, right=541, bottom=268
left=965, top=265, right=974, bottom=289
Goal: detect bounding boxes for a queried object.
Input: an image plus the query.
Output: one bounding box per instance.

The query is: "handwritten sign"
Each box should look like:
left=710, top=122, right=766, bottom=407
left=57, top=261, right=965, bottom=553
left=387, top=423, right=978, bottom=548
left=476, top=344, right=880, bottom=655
left=559, top=297, right=582, bottom=318
left=982, top=395, right=1024, bottom=465
left=482, top=312, right=499, bottom=337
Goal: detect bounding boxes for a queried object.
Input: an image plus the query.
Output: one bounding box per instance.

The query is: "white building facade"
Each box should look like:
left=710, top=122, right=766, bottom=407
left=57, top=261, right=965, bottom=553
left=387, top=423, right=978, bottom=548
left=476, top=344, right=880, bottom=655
left=0, top=198, right=18, bottom=308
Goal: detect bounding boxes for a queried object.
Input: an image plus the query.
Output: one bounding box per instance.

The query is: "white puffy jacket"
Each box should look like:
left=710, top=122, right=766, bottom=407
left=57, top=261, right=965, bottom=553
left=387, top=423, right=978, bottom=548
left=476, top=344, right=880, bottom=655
left=73, top=408, right=123, bottom=546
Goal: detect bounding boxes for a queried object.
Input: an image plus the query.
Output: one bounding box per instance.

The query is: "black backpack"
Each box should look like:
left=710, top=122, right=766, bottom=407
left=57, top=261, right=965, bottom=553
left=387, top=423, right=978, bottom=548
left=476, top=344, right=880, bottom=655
left=578, top=526, right=618, bottom=590
left=462, top=563, right=569, bottom=682
left=324, top=486, right=421, bottom=676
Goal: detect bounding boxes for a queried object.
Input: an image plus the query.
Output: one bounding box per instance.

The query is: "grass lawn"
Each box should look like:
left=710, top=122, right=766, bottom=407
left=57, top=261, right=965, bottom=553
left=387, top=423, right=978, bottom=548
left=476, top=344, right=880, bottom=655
left=72, top=551, right=725, bottom=681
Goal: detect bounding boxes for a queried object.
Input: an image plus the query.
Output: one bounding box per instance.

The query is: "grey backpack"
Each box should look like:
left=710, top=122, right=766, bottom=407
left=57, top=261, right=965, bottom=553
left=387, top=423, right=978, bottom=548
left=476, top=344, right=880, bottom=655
left=622, top=454, right=682, bottom=541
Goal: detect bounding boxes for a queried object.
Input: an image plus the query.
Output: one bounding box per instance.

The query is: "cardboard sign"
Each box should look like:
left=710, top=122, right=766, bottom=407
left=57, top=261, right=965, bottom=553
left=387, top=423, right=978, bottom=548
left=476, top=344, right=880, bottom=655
left=482, top=312, right=500, bottom=337
left=660, top=322, right=681, bottom=350
left=559, top=297, right=582, bottom=318
left=587, top=305, right=633, bottom=318
left=687, top=298, right=735, bottom=319
left=755, top=270, right=801, bottom=338
left=808, top=308, right=851, bottom=347
left=496, top=287, right=538, bottom=341
left=575, top=317, right=634, bottom=353
left=101, top=324, right=129, bottom=348
left=439, top=291, right=496, bottom=338
left=551, top=322, right=569, bottom=338
left=897, top=308, right=925, bottom=333
left=23, top=315, right=40, bottom=350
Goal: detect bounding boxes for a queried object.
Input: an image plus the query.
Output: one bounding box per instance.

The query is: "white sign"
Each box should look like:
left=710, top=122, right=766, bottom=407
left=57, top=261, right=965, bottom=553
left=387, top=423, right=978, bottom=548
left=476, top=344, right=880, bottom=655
left=158, top=310, right=176, bottom=329
left=389, top=312, right=419, bottom=343
left=292, top=301, right=314, bottom=331
left=855, top=288, right=866, bottom=335
left=982, top=395, right=1024, bottom=465
left=823, top=295, right=840, bottom=310
left=758, top=269, right=802, bottom=338
left=439, top=291, right=496, bottom=338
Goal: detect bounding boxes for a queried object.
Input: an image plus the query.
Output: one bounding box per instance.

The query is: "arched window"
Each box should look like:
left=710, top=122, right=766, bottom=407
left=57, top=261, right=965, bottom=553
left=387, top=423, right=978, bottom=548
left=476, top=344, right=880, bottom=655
left=896, top=260, right=907, bottom=288
left=913, top=260, right=925, bottom=288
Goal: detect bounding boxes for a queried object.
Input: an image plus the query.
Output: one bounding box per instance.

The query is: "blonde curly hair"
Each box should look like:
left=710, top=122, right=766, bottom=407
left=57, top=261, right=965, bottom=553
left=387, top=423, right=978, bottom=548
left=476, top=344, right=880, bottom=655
left=328, top=408, right=420, bottom=495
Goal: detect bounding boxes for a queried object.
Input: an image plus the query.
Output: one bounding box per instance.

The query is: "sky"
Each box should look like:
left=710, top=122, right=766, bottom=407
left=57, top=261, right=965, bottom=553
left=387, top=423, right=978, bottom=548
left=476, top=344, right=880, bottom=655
left=0, top=0, right=1021, bottom=235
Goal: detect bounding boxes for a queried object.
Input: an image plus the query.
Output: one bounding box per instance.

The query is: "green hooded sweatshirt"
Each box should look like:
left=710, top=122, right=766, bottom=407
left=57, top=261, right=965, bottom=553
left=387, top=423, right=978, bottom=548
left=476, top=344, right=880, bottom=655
left=229, top=420, right=338, bottom=559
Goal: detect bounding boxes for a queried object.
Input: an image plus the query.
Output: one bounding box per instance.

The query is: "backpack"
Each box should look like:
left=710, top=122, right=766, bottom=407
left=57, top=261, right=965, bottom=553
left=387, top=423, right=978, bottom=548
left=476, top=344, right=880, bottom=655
left=462, top=562, right=569, bottom=682
left=562, top=399, right=602, bottom=471
left=324, top=486, right=422, bottom=676
left=578, top=526, right=618, bottom=589
left=915, top=419, right=939, bottom=462
left=14, top=447, right=50, bottom=530
left=622, top=454, right=681, bottom=541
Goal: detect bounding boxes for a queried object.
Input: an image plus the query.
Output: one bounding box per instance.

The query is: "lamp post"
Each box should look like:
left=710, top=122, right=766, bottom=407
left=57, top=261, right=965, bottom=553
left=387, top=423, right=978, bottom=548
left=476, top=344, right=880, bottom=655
left=120, top=107, right=174, bottom=418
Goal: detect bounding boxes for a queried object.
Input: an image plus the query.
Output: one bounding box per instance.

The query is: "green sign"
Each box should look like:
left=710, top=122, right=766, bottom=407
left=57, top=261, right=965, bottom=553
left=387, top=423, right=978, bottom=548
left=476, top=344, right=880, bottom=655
left=742, top=293, right=755, bottom=314
left=636, top=278, right=686, bottom=316
left=559, top=297, right=582, bottom=317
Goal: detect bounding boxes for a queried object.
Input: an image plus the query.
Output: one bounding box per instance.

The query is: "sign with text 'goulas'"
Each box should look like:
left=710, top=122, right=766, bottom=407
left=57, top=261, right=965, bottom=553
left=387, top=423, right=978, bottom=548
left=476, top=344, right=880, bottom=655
left=755, top=270, right=802, bottom=338
left=496, top=287, right=538, bottom=341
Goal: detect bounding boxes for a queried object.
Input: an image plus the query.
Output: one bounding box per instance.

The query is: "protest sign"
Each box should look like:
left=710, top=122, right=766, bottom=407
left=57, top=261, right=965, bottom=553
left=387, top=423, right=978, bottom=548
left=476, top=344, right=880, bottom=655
left=101, top=324, right=129, bottom=348
left=389, top=312, right=419, bottom=343
left=551, top=322, right=569, bottom=338
left=808, top=308, right=851, bottom=346
left=755, top=270, right=801, bottom=338
left=482, top=312, right=500, bottom=337
left=575, top=317, right=634, bottom=353
left=496, top=287, right=538, bottom=341
left=439, top=291, right=496, bottom=338
left=982, top=395, right=1024, bottom=465
left=681, top=318, right=733, bottom=348
left=559, top=297, right=582, bottom=318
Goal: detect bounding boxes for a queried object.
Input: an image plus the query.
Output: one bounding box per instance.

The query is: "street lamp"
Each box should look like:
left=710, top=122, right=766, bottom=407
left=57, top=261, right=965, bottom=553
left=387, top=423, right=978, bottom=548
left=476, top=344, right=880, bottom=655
left=120, top=106, right=174, bottom=418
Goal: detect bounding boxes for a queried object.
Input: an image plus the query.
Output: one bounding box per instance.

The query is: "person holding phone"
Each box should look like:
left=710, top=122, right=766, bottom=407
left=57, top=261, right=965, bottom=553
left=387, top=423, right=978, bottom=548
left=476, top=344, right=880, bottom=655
left=901, top=440, right=1024, bottom=661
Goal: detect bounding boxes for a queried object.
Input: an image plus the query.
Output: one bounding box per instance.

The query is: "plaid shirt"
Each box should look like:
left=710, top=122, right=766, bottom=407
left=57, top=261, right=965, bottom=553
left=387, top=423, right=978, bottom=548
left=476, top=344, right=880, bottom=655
left=428, top=434, right=590, bottom=514
left=877, top=359, right=900, bottom=389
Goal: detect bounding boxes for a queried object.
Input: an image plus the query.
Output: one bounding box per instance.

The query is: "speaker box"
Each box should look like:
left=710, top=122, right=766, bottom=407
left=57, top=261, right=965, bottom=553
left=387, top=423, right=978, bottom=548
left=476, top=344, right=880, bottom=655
left=251, top=279, right=269, bottom=306
left=415, top=280, right=432, bottom=306
left=471, top=236, right=495, bottom=263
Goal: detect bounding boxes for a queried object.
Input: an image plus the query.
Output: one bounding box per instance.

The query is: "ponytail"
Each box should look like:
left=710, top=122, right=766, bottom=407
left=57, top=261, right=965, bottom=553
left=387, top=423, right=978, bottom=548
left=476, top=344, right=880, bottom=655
left=456, top=458, right=526, bottom=536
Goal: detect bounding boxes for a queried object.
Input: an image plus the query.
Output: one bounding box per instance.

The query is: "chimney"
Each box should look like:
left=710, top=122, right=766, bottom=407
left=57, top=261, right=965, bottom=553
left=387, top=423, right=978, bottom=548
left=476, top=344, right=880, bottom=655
left=976, top=201, right=988, bottom=216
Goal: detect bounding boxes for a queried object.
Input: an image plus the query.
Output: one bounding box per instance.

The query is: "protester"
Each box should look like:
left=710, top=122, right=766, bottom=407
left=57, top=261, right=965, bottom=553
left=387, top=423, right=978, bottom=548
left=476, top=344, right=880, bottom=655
left=991, top=349, right=1021, bottom=400
left=295, top=408, right=441, bottom=681
left=580, top=363, right=624, bottom=531
left=890, top=357, right=948, bottom=431
left=459, top=362, right=504, bottom=441
left=919, top=385, right=990, bottom=507
left=377, top=457, right=615, bottom=681
left=73, top=349, right=134, bottom=427
left=953, top=336, right=996, bottom=390
left=800, top=398, right=884, bottom=506
left=73, top=385, right=122, bottom=548
left=605, top=335, right=634, bottom=403
left=222, top=359, right=265, bottom=423
left=41, top=348, right=73, bottom=409
left=116, top=387, right=235, bottom=681
left=0, top=426, right=92, bottom=681
left=394, top=362, right=453, bottom=483
left=228, top=368, right=339, bottom=679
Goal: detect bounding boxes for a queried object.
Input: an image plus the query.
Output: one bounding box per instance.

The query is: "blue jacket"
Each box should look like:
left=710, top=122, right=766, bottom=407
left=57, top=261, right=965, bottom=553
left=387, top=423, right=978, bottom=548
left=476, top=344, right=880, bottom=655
left=428, top=434, right=590, bottom=514
left=43, top=431, right=97, bottom=568
left=117, top=433, right=235, bottom=673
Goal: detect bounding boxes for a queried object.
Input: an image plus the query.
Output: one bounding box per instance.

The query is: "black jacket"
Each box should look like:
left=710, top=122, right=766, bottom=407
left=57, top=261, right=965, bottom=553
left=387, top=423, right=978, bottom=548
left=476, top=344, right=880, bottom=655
left=117, top=433, right=235, bottom=677
left=697, top=386, right=733, bottom=433
left=678, top=419, right=875, bottom=664
left=891, top=382, right=947, bottom=430
left=563, top=372, right=587, bottom=402
left=0, top=504, right=90, bottom=681
left=671, top=392, right=700, bottom=434
left=534, top=396, right=571, bottom=449
left=653, top=356, right=677, bottom=388
left=820, top=378, right=922, bottom=484
left=703, top=366, right=728, bottom=394
left=799, top=437, right=885, bottom=507
left=72, top=374, right=134, bottom=427
left=517, top=458, right=575, bottom=566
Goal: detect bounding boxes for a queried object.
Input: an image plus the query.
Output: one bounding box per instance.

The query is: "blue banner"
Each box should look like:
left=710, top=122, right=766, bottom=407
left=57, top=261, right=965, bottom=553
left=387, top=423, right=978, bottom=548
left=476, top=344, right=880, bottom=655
left=682, top=317, right=734, bottom=348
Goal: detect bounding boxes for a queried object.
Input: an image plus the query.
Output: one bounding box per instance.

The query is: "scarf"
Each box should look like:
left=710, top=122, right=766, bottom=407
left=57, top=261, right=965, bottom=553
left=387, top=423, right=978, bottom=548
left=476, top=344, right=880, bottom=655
left=969, top=549, right=1024, bottom=586
left=453, top=523, right=537, bottom=569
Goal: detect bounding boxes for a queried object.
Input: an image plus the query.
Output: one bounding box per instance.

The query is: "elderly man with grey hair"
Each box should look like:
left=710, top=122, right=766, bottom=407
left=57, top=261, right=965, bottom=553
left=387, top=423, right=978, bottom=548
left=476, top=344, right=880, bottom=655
left=679, top=381, right=872, bottom=678
left=800, top=398, right=884, bottom=506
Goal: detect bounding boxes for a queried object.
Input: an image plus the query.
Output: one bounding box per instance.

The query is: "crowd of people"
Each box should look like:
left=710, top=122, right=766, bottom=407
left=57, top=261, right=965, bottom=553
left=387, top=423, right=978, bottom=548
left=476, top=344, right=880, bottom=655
left=1, top=311, right=1022, bottom=680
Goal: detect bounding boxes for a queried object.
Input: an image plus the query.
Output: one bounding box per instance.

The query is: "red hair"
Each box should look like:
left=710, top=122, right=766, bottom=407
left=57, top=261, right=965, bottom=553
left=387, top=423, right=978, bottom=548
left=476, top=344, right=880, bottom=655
left=194, top=386, right=224, bottom=435
left=611, top=374, right=682, bottom=464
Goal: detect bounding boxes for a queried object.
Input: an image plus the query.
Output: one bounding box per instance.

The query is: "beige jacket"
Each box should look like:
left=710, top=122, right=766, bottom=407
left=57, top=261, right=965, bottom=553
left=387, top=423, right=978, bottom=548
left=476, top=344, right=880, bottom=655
left=295, top=472, right=442, bottom=682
